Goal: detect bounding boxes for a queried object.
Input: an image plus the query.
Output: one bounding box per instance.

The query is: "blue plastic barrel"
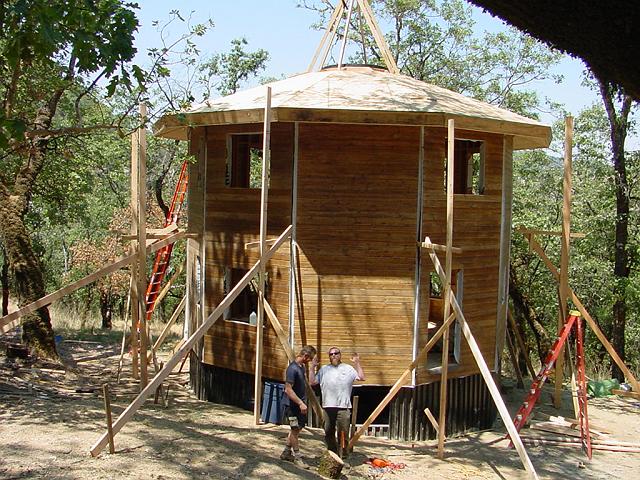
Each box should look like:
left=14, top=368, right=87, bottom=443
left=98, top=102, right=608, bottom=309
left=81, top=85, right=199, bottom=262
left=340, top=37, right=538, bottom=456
left=261, top=381, right=284, bottom=424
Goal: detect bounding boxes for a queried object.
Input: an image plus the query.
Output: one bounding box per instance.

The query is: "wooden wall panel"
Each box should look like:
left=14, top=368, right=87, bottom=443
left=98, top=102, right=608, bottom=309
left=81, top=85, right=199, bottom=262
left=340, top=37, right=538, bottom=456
left=201, top=123, right=294, bottom=379
left=416, top=128, right=504, bottom=383
left=293, top=124, right=420, bottom=385
left=195, top=120, right=507, bottom=387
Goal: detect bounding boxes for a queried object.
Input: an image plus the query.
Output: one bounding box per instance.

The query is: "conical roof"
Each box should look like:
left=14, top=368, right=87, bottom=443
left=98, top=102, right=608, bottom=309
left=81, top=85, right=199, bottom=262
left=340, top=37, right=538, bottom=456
left=154, top=66, right=550, bottom=149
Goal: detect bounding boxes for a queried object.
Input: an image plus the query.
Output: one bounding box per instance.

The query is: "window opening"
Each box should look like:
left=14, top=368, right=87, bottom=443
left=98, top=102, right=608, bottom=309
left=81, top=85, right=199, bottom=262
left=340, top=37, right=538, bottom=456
left=426, top=269, right=463, bottom=369
left=223, top=267, right=268, bottom=325
left=226, top=133, right=266, bottom=188
left=444, top=139, right=485, bottom=195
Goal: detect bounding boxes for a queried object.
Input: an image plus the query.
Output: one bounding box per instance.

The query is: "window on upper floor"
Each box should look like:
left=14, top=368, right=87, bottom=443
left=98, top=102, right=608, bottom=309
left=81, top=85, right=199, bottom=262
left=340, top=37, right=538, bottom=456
left=225, top=133, right=267, bottom=189
left=444, top=139, right=485, bottom=195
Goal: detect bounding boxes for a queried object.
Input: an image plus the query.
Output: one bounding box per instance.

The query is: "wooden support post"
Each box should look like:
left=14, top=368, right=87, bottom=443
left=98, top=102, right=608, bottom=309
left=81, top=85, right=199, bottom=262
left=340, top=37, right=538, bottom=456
left=137, top=103, right=148, bottom=388
left=102, top=384, right=115, bottom=454
left=437, top=118, right=455, bottom=459
left=307, top=0, right=345, bottom=72
left=423, top=407, right=439, bottom=433
left=425, top=244, right=538, bottom=480
left=555, top=116, right=573, bottom=408
left=116, top=278, right=133, bottom=383
left=337, top=0, right=356, bottom=69
left=148, top=296, right=186, bottom=360
left=355, top=0, right=400, bottom=73
left=130, top=131, right=140, bottom=380
left=349, top=395, right=359, bottom=452
left=522, top=233, right=640, bottom=393
left=89, top=226, right=292, bottom=457
left=254, top=87, right=272, bottom=425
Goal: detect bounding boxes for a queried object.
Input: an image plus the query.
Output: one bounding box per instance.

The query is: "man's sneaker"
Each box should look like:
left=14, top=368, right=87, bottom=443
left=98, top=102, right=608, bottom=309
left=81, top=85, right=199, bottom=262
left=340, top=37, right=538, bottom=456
left=280, top=448, right=295, bottom=462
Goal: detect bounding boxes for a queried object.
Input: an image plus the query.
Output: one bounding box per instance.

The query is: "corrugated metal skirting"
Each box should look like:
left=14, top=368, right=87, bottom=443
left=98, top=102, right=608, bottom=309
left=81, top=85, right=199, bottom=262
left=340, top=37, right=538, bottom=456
left=190, top=354, right=256, bottom=412
left=191, top=360, right=497, bottom=441
left=389, top=374, right=497, bottom=441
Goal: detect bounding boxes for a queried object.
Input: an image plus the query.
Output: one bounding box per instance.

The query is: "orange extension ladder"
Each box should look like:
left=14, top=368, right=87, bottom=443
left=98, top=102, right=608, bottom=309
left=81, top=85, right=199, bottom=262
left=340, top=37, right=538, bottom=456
left=507, top=311, right=592, bottom=459
left=143, top=159, right=189, bottom=322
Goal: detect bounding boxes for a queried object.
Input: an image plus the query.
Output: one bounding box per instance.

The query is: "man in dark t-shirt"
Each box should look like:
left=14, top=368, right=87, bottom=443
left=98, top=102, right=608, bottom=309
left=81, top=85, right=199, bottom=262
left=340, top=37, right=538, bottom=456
left=280, top=345, right=317, bottom=463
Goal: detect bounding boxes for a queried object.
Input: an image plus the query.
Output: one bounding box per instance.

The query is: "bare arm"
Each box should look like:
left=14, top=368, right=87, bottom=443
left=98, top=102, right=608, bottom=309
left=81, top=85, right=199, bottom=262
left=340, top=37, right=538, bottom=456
left=284, top=382, right=307, bottom=414
left=352, top=353, right=365, bottom=381
left=309, top=355, right=319, bottom=386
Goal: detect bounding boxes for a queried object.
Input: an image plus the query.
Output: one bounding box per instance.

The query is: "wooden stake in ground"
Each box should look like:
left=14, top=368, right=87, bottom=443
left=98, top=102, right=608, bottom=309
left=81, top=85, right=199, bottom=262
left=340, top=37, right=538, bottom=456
left=102, top=384, right=115, bottom=454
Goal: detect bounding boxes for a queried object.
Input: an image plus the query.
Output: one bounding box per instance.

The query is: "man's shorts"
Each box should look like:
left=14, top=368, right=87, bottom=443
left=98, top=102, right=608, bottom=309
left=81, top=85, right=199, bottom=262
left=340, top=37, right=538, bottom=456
left=283, top=405, right=306, bottom=430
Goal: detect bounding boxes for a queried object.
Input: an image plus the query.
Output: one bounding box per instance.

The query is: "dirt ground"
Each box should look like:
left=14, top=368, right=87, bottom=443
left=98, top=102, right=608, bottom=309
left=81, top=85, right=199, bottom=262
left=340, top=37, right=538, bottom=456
left=1, top=328, right=639, bottom=480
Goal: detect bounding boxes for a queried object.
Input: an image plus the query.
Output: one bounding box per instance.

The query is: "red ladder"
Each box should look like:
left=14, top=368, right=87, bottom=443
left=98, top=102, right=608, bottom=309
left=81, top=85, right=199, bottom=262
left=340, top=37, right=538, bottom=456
left=143, top=159, right=189, bottom=322
left=507, top=311, right=592, bottom=459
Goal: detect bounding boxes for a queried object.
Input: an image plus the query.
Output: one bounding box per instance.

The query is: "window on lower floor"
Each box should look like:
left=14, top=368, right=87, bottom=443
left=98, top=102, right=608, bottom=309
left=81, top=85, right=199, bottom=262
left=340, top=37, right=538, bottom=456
left=223, top=267, right=268, bottom=325
left=426, top=269, right=462, bottom=369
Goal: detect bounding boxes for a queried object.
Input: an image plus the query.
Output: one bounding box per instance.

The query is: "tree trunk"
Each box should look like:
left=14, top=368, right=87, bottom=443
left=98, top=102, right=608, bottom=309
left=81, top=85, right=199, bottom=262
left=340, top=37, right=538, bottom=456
left=1, top=245, right=9, bottom=316
left=0, top=197, right=57, bottom=358
left=599, top=81, right=633, bottom=382
left=100, top=290, right=113, bottom=330
left=509, top=266, right=551, bottom=363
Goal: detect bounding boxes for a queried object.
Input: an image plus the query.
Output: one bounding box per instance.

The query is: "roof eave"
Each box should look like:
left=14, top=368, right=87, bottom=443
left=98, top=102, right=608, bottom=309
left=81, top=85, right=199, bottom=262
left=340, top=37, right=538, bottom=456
left=153, top=107, right=551, bottom=149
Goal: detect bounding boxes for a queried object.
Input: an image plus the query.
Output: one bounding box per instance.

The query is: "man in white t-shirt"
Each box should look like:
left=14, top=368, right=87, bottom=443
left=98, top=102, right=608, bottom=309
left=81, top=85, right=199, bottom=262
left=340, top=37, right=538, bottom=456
left=310, top=347, right=365, bottom=457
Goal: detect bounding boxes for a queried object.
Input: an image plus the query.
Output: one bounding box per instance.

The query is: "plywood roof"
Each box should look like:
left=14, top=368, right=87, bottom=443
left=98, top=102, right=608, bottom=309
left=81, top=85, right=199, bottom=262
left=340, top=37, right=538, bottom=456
left=155, top=66, right=550, bottom=149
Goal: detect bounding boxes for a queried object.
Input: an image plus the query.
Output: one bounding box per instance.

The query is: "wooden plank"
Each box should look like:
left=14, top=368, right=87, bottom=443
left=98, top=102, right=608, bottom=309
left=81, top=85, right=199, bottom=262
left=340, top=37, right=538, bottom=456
left=508, top=308, right=537, bottom=379
left=611, top=389, right=640, bottom=399
left=89, top=225, right=292, bottom=457
left=437, top=118, right=455, bottom=459
left=307, top=0, right=344, bottom=71
left=148, top=296, right=186, bottom=360
left=523, top=233, right=640, bottom=393
left=102, top=384, right=115, bottom=454
left=254, top=86, right=272, bottom=425
left=0, top=232, right=185, bottom=333
left=495, top=134, right=513, bottom=370
left=419, top=242, right=463, bottom=255
left=423, top=407, right=439, bottom=432
left=355, top=0, right=400, bottom=74
left=337, top=0, right=356, bottom=69
left=555, top=116, right=573, bottom=408
left=425, top=241, right=538, bottom=480
left=137, top=103, right=149, bottom=387
left=149, top=260, right=186, bottom=316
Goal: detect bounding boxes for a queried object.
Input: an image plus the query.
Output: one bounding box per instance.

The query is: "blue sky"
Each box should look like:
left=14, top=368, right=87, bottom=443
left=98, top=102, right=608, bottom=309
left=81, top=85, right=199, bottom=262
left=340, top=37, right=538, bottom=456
left=133, top=0, right=637, bottom=146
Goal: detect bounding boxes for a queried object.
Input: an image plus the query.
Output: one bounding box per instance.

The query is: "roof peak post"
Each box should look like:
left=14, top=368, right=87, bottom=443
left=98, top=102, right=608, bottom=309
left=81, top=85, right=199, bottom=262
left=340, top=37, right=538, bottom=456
left=307, top=0, right=400, bottom=74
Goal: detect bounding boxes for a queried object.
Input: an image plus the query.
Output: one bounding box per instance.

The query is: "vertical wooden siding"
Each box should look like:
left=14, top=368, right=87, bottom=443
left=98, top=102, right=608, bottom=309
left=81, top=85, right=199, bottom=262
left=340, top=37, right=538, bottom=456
left=416, top=128, right=504, bottom=384
left=201, top=123, right=294, bottom=380
left=294, top=123, right=420, bottom=385
left=197, top=121, right=505, bottom=387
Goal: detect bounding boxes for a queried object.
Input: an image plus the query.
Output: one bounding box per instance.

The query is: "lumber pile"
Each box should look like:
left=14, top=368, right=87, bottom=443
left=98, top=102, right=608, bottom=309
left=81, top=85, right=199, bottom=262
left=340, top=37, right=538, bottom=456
left=519, top=416, right=640, bottom=453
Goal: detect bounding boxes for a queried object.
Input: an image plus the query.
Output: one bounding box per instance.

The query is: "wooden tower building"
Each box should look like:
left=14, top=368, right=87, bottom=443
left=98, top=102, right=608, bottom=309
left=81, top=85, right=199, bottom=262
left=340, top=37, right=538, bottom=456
left=154, top=63, right=551, bottom=439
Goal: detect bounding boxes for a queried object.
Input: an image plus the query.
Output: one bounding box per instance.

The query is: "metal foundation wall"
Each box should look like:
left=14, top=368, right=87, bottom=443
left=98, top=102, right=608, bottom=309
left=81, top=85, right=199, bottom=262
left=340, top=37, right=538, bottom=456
left=191, top=362, right=497, bottom=441
left=389, top=374, right=497, bottom=441
left=191, top=355, right=256, bottom=412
